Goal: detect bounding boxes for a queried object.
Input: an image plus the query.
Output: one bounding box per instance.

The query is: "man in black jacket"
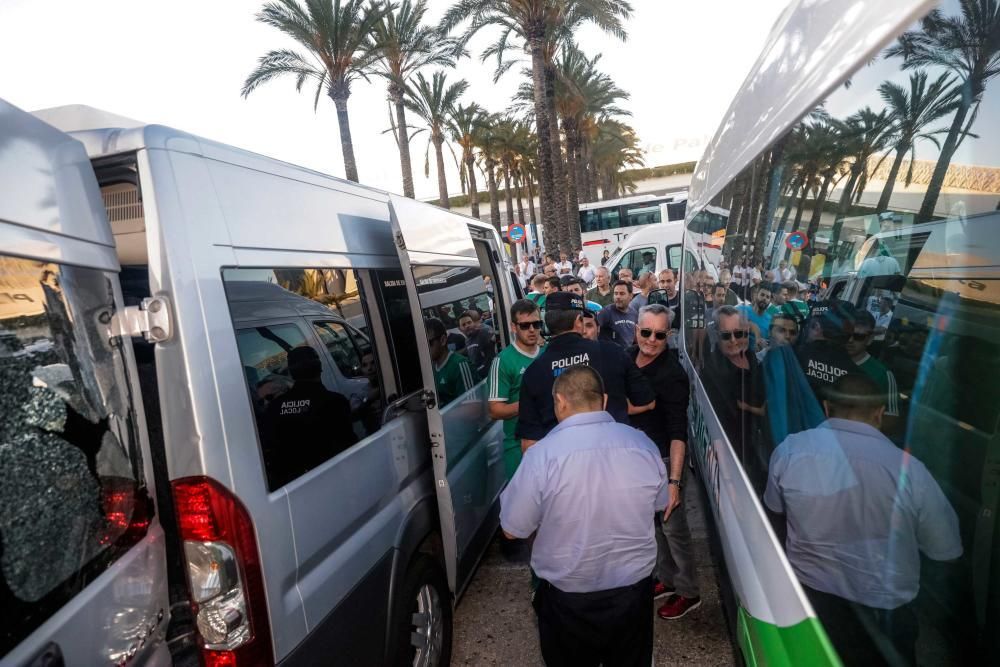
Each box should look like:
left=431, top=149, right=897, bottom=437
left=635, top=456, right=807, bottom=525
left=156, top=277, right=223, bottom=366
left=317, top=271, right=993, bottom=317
left=629, top=304, right=701, bottom=620
left=516, top=292, right=655, bottom=450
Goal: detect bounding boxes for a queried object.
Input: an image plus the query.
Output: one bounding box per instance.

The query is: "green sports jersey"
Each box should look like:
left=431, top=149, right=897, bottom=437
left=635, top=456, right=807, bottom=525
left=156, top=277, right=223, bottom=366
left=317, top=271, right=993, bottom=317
left=488, top=342, right=542, bottom=478
left=434, top=351, right=476, bottom=406
left=856, top=353, right=900, bottom=416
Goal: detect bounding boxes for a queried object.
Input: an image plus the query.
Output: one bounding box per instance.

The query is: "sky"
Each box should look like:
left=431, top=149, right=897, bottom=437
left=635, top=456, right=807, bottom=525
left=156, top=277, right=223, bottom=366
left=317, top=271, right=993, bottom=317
left=0, top=0, right=789, bottom=200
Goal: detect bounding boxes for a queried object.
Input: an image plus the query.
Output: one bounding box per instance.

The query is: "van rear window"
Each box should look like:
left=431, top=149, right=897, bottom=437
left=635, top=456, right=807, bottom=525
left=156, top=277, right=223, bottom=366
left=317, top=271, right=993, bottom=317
left=0, top=255, right=147, bottom=653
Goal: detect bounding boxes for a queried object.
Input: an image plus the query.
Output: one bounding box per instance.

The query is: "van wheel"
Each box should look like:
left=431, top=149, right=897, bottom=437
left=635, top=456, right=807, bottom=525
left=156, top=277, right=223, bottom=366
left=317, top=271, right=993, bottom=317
left=390, top=555, right=453, bottom=667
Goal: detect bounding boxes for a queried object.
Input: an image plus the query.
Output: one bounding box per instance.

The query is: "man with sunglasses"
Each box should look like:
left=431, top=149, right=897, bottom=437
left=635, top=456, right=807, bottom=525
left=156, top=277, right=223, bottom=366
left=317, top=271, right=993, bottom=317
left=516, top=292, right=655, bottom=450
left=704, top=306, right=765, bottom=444
left=489, top=299, right=545, bottom=482
left=844, top=310, right=899, bottom=421
left=628, top=305, right=702, bottom=621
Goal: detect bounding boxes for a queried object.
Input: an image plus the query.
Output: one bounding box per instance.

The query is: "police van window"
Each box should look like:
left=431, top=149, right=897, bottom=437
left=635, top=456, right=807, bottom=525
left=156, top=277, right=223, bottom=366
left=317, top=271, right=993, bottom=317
left=372, top=270, right=422, bottom=396
left=222, top=268, right=383, bottom=490
left=414, top=265, right=496, bottom=407
left=0, top=255, right=150, bottom=652
left=685, top=1, right=1000, bottom=661
left=667, top=245, right=682, bottom=270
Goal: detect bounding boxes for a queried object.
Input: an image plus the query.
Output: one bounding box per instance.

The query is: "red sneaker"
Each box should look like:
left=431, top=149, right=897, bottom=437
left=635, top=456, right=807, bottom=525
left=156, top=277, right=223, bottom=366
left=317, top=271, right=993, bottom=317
left=657, top=595, right=702, bottom=620
left=653, top=581, right=675, bottom=600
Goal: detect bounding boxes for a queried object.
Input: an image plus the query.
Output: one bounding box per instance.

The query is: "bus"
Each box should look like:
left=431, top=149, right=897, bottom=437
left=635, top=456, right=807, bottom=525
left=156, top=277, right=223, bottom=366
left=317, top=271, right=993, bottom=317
left=578, top=192, right=687, bottom=265
left=681, top=0, right=1000, bottom=665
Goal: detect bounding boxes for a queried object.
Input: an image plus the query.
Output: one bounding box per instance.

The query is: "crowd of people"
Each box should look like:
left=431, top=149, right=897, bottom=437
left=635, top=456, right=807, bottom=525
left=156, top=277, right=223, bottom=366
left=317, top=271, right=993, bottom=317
left=424, top=246, right=960, bottom=666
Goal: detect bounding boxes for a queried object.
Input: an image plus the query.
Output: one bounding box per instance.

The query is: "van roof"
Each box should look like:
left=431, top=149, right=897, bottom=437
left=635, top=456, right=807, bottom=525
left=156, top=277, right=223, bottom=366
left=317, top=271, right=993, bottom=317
left=30, top=104, right=501, bottom=237
left=688, top=0, right=929, bottom=214
left=0, top=99, right=115, bottom=248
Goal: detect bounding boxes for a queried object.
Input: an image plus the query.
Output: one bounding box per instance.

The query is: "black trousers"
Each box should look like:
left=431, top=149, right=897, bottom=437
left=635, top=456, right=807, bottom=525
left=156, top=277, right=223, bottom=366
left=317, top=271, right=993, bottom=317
left=804, top=585, right=918, bottom=666
left=532, top=577, right=652, bottom=667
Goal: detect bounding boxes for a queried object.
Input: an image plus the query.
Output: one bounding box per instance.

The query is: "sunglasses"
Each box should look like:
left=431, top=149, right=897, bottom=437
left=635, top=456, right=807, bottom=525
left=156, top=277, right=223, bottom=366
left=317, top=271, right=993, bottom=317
left=849, top=331, right=872, bottom=341
left=719, top=330, right=748, bottom=341
left=638, top=328, right=668, bottom=341
left=516, top=320, right=543, bottom=331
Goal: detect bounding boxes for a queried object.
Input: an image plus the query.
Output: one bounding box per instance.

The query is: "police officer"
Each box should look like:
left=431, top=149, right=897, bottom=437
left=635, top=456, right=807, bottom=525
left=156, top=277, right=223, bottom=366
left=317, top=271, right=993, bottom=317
left=516, top=291, right=655, bottom=450
left=796, top=300, right=859, bottom=401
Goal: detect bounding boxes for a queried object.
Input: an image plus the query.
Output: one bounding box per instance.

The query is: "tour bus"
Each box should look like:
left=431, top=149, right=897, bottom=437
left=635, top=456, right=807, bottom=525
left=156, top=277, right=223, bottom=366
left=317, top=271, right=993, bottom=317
left=578, top=192, right=688, bottom=265
left=1, top=101, right=516, bottom=666
left=681, top=0, right=1000, bottom=665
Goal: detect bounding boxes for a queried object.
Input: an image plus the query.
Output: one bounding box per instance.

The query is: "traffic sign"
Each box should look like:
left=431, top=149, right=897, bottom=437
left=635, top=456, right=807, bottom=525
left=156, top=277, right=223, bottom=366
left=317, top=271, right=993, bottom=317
left=785, top=231, right=809, bottom=250
left=507, top=223, right=526, bottom=243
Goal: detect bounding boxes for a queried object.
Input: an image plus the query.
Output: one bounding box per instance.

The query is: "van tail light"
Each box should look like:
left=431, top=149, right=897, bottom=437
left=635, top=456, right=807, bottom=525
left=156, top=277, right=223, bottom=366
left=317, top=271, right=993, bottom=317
left=172, top=477, right=274, bottom=667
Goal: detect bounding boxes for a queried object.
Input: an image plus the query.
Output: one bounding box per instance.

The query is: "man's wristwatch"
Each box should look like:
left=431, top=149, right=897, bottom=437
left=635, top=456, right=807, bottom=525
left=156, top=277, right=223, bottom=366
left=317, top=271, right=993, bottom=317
left=668, top=478, right=682, bottom=488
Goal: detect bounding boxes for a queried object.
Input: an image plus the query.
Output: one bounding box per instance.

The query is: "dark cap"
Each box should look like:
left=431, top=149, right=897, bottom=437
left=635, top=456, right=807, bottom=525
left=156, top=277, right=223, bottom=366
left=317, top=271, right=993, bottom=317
left=546, top=291, right=586, bottom=311
left=559, top=274, right=577, bottom=287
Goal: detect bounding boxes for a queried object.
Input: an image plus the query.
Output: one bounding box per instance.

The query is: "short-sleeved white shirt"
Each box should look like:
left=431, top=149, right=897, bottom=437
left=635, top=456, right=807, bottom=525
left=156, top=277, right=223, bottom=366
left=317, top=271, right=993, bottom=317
left=764, top=418, right=962, bottom=609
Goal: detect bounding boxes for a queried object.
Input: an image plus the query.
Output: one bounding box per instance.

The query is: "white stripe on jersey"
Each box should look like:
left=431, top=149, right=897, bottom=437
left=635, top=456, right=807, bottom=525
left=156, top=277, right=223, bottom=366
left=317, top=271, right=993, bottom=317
left=886, top=369, right=899, bottom=416
left=488, top=357, right=502, bottom=400
left=460, top=361, right=475, bottom=391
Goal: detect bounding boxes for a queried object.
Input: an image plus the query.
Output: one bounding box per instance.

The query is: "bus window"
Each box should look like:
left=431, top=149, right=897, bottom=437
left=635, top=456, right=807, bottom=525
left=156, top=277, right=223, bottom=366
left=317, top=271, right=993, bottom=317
left=686, top=3, right=1000, bottom=662
left=623, top=203, right=661, bottom=228
left=601, top=207, right=622, bottom=230
left=580, top=209, right=601, bottom=233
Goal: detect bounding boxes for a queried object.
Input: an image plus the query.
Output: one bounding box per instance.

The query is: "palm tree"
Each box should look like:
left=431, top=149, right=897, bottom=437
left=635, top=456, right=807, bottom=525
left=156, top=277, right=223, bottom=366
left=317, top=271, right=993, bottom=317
left=590, top=119, right=644, bottom=199
left=242, top=0, right=388, bottom=183
left=552, top=44, right=630, bottom=250
left=825, top=108, right=894, bottom=261
left=876, top=71, right=958, bottom=211
left=367, top=0, right=458, bottom=197
left=440, top=0, right=633, bottom=252
left=886, top=1, right=1000, bottom=220
left=448, top=102, right=487, bottom=218
left=405, top=71, right=469, bottom=209
left=474, top=113, right=505, bottom=233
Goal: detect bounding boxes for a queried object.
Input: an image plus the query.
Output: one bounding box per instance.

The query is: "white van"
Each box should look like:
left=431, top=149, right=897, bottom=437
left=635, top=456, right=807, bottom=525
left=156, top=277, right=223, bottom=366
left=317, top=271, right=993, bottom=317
left=2, top=101, right=517, bottom=666
left=603, top=221, right=710, bottom=283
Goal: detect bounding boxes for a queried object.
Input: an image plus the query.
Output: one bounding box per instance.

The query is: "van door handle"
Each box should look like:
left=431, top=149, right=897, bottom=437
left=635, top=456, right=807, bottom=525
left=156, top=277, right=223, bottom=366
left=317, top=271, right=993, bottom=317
left=24, top=643, right=64, bottom=667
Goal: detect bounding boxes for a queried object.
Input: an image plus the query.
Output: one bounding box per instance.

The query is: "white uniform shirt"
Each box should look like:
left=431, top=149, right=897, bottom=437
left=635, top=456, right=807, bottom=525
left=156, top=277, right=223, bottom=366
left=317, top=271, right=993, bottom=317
left=764, top=418, right=962, bottom=609
left=577, top=265, right=596, bottom=284
left=520, top=259, right=536, bottom=277
left=501, top=411, right=668, bottom=592
left=556, top=260, right=573, bottom=275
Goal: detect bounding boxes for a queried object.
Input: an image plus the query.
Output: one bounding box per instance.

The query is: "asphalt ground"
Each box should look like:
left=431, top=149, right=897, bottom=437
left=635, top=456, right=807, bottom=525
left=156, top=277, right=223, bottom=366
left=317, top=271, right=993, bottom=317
left=452, top=477, right=735, bottom=666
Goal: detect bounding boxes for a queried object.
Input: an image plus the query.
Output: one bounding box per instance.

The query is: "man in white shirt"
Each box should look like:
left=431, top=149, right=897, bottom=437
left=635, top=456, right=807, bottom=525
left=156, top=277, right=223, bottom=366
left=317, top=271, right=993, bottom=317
left=874, top=296, right=894, bottom=341
left=776, top=260, right=794, bottom=283
left=519, top=255, right=536, bottom=279
left=556, top=251, right=573, bottom=275
left=502, top=365, right=666, bottom=667
left=577, top=256, right=596, bottom=284
left=765, top=373, right=961, bottom=666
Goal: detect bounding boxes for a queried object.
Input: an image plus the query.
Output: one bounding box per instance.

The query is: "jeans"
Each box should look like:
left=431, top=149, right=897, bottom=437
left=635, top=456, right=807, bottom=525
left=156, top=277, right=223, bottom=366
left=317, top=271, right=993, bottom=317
left=655, top=462, right=700, bottom=598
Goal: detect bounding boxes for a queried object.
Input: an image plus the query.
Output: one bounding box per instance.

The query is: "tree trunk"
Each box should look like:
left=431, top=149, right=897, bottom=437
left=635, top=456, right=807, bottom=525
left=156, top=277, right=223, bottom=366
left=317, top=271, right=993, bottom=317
left=465, top=151, right=480, bottom=219
left=433, top=134, right=450, bottom=209
left=527, top=178, right=538, bottom=226
left=563, top=118, right=582, bottom=252
left=391, top=88, right=414, bottom=198
left=503, top=167, right=515, bottom=227
left=770, top=175, right=800, bottom=260
left=877, top=144, right=908, bottom=212
left=514, top=176, right=526, bottom=225
left=529, top=36, right=557, bottom=254
left=486, top=158, right=501, bottom=234
left=790, top=178, right=811, bottom=232
left=332, top=91, right=359, bottom=183
left=919, top=95, right=971, bottom=222
left=545, top=62, right=569, bottom=252
left=804, top=173, right=834, bottom=255
left=753, top=139, right=786, bottom=266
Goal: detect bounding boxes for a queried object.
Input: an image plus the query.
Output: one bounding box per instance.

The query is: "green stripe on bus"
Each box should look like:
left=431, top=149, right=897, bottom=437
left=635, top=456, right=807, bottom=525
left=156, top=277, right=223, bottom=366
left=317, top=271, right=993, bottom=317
left=737, top=606, right=841, bottom=667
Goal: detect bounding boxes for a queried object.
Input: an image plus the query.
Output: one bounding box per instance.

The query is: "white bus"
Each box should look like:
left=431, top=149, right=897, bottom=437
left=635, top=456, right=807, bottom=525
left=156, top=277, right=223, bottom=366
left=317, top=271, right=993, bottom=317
left=578, top=192, right=687, bottom=265
left=681, top=0, right=1000, bottom=665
